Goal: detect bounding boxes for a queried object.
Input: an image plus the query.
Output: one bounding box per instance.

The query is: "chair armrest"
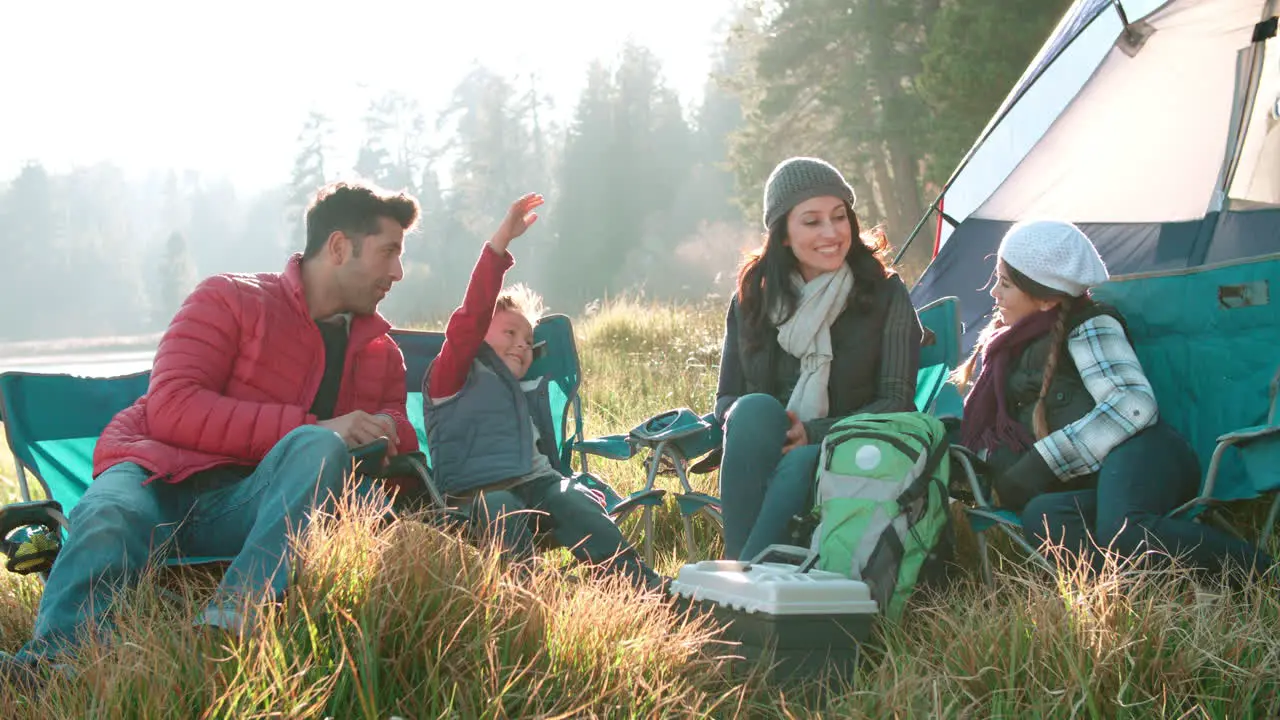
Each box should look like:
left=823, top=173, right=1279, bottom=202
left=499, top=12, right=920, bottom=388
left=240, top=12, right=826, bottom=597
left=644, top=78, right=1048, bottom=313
left=573, top=435, right=636, bottom=461
left=0, top=500, right=67, bottom=537
left=1216, top=422, right=1280, bottom=446
left=948, top=445, right=996, bottom=508
left=0, top=500, right=68, bottom=575
left=382, top=453, right=447, bottom=512
left=1191, top=422, right=1280, bottom=510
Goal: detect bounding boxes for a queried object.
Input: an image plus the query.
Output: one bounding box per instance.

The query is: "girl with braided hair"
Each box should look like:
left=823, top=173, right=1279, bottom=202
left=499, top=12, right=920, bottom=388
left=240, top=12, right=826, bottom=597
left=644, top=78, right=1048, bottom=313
left=954, top=220, right=1273, bottom=579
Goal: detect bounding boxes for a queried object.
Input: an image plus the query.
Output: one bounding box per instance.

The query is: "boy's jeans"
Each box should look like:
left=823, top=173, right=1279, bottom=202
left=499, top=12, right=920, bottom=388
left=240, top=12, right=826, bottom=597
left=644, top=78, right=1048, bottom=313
left=468, top=474, right=661, bottom=588
left=17, top=425, right=355, bottom=660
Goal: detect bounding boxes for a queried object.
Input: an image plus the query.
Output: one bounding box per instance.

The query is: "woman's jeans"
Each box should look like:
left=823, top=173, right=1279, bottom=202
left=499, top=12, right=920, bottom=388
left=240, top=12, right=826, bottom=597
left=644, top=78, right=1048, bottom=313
left=1021, top=421, right=1275, bottom=578
left=719, top=394, right=821, bottom=561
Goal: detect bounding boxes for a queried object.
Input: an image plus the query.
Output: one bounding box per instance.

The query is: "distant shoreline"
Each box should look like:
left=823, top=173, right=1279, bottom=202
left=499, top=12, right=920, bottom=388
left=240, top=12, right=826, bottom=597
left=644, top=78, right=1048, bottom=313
left=0, top=333, right=162, bottom=359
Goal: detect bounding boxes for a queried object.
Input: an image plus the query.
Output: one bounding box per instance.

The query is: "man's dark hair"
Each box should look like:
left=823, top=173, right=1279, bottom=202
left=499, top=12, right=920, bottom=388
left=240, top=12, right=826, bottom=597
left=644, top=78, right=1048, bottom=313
left=303, top=181, right=420, bottom=259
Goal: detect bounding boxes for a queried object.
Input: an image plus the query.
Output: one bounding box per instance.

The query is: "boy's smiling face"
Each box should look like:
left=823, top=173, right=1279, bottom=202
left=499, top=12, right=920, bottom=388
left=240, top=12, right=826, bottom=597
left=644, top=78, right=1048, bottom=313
left=485, top=309, right=535, bottom=378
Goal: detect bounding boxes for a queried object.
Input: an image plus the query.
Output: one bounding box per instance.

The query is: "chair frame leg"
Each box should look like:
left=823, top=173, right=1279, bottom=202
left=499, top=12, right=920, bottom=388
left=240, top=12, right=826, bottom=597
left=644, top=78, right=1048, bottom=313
left=952, top=447, right=1055, bottom=579
left=667, top=446, right=705, bottom=562
left=1260, top=492, right=1280, bottom=548
left=998, top=523, right=1055, bottom=572
left=642, top=505, right=655, bottom=568
left=976, top=531, right=994, bottom=587
left=639, top=447, right=666, bottom=567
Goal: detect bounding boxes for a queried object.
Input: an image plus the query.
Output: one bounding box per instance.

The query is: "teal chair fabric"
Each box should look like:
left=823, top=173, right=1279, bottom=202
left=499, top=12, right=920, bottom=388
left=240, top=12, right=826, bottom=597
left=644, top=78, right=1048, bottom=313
left=0, top=370, right=150, bottom=516
left=1092, top=252, right=1280, bottom=543
left=389, top=314, right=583, bottom=477
left=915, top=296, right=964, bottom=416
left=0, top=370, right=230, bottom=568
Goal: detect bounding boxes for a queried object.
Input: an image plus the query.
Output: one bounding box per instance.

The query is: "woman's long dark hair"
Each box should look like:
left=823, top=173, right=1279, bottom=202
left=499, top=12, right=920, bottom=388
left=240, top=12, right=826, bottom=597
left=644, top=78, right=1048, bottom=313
left=952, top=260, right=1093, bottom=439
left=735, top=201, right=891, bottom=350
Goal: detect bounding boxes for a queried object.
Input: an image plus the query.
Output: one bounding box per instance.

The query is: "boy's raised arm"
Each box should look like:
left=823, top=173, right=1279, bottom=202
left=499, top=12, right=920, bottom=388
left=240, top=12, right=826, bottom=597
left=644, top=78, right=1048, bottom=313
left=427, top=193, right=544, bottom=400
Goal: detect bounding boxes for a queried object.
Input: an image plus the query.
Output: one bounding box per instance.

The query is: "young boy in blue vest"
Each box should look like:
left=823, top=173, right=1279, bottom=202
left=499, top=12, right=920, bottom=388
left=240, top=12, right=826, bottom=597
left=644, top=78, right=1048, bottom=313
left=423, top=193, right=661, bottom=589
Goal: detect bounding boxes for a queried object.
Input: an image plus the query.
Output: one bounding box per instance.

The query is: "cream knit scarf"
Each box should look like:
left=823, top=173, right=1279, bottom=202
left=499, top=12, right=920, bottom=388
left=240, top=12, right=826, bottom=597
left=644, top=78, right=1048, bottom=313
left=771, top=264, right=853, bottom=421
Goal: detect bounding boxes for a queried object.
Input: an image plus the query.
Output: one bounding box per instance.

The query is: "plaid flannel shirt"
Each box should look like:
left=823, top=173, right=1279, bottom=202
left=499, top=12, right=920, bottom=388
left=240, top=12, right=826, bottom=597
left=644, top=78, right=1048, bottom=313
left=1034, top=315, right=1159, bottom=480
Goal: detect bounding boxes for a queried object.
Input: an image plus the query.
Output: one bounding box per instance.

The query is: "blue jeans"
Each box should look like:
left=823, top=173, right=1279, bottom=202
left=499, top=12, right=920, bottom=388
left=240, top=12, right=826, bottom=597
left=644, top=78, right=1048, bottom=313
left=19, top=425, right=356, bottom=659
left=1021, top=421, right=1276, bottom=578
left=719, top=394, right=822, bottom=561
left=467, top=474, right=661, bottom=588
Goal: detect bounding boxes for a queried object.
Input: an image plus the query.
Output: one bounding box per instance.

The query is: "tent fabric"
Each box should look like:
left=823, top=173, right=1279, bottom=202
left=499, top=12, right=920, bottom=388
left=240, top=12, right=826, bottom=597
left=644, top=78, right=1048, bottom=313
left=1205, top=206, right=1280, bottom=262
left=973, top=0, right=1267, bottom=224
left=937, top=2, right=1121, bottom=242
left=1228, top=37, right=1280, bottom=204
left=910, top=0, right=1279, bottom=352
left=911, top=209, right=1280, bottom=350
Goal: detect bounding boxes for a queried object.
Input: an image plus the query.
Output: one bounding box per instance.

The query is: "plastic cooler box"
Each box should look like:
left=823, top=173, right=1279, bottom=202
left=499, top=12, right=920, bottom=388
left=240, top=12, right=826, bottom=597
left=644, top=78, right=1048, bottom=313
left=669, top=548, right=879, bottom=680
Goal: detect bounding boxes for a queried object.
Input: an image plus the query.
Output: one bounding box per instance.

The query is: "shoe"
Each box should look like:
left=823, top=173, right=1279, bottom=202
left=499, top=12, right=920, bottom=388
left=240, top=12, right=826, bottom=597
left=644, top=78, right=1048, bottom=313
left=0, top=651, right=42, bottom=697
left=0, top=650, right=73, bottom=699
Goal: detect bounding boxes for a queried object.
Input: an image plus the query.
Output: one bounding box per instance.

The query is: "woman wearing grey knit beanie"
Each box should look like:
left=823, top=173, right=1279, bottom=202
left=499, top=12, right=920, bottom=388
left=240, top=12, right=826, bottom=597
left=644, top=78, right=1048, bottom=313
left=952, top=220, right=1274, bottom=580
left=711, top=156, right=924, bottom=561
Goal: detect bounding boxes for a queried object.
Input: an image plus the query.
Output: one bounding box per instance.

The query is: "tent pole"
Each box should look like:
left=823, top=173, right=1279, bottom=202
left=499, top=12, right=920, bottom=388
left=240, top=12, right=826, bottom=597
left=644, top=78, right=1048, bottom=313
left=893, top=200, right=941, bottom=264
left=893, top=0, right=1118, bottom=266
left=1112, top=0, right=1130, bottom=27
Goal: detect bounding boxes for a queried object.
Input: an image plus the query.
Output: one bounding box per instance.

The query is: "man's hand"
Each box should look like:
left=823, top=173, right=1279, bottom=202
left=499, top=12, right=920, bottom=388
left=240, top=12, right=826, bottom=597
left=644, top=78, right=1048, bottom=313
left=488, top=193, right=544, bottom=256
left=317, top=411, right=399, bottom=455
left=781, top=410, right=808, bottom=454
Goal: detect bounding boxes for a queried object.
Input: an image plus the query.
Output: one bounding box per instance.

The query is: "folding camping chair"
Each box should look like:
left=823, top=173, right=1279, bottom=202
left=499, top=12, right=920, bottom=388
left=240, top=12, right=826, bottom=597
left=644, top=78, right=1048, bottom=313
left=574, top=295, right=969, bottom=565
left=915, top=296, right=964, bottom=415
left=0, top=366, right=448, bottom=580
left=0, top=370, right=242, bottom=577
left=1092, top=253, right=1280, bottom=545
left=574, top=409, right=723, bottom=565
left=387, top=315, right=661, bottom=547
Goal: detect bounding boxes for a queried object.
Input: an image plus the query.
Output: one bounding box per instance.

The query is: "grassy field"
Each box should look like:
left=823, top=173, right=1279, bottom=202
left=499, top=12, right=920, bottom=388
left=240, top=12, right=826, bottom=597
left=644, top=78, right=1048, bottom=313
left=1, top=299, right=1278, bottom=718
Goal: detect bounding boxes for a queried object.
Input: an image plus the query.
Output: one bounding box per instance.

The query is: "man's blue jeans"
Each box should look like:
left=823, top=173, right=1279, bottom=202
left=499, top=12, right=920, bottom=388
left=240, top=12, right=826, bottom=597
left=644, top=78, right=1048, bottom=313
left=18, top=425, right=355, bottom=659
left=1021, top=421, right=1276, bottom=578
left=719, top=394, right=821, bottom=561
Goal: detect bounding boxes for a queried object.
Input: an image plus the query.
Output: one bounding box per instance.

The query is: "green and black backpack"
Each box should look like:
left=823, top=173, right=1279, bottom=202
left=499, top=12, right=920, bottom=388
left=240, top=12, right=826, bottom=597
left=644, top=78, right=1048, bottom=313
left=805, top=411, right=955, bottom=620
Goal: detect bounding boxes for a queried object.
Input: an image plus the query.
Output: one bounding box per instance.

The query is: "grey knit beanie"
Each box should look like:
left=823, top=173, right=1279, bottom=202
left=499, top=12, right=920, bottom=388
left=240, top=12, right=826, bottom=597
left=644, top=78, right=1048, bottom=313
left=762, top=156, right=856, bottom=230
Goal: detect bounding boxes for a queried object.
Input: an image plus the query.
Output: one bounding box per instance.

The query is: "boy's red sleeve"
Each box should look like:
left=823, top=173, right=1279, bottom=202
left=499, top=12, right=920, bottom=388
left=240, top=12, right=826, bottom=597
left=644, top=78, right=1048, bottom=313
left=427, top=244, right=513, bottom=399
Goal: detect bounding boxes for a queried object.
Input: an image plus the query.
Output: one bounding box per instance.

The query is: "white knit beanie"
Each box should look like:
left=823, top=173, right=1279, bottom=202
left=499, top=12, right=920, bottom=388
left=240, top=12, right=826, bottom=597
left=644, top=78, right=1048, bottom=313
left=996, top=220, right=1109, bottom=297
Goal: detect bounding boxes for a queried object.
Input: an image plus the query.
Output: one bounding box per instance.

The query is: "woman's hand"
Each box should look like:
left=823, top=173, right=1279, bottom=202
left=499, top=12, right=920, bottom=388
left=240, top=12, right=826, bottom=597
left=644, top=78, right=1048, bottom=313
left=782, top=410, right=808, bottom=454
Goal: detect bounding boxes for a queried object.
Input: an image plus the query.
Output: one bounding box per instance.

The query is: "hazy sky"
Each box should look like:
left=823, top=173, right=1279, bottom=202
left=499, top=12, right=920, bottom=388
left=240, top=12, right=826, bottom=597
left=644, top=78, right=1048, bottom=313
left=1, top=0, right=737, bottom=191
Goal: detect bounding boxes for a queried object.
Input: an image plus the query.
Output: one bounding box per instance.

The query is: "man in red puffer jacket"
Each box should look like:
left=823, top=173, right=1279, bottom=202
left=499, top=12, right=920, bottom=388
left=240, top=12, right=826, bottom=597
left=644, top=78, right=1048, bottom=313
left=6, top=181, right=421, bottom=670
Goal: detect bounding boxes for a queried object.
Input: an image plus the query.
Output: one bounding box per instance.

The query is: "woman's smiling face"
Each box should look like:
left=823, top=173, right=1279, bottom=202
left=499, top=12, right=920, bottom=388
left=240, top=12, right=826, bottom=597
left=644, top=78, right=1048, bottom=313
left=784, top=196, right=852, bottom=281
